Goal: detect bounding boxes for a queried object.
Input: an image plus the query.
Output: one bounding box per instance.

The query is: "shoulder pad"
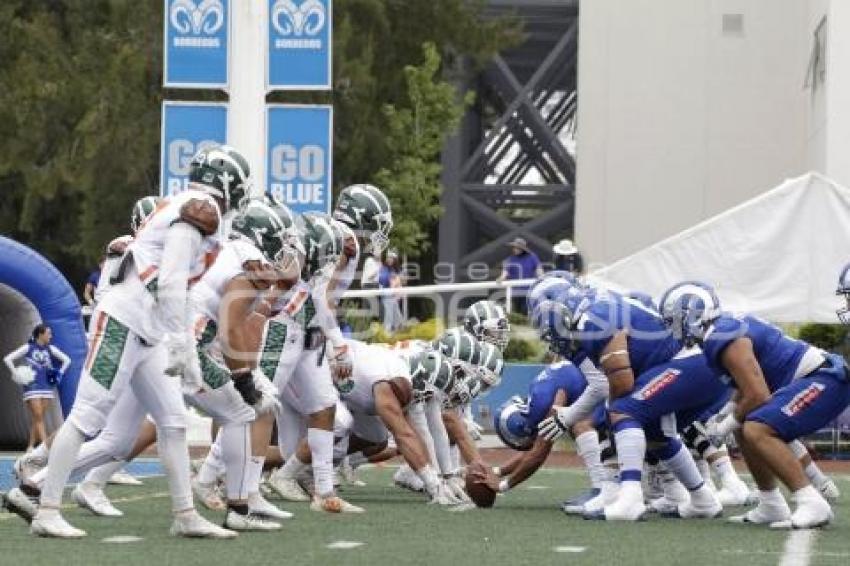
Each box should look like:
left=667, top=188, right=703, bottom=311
left=179, top=198, right=220, bottom=236
left=106, top=235, right=133, bottom=257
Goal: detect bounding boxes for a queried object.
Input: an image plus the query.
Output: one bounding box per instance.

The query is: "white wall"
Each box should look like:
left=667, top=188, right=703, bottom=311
left=824, top=0, right=850, bottom=188
left=576, top=0, right=811, bottom=266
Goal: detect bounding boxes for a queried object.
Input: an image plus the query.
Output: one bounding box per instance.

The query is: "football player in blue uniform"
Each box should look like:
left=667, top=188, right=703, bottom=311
left=486, top=360, right=612, bottom=512
left=659, top=280, right=850, bottom=528
left=542, top=288, right=726, bottom=521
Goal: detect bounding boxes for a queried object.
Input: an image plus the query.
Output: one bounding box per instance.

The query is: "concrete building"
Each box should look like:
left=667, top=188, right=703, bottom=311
left=576, top=0, right=850, bottom=266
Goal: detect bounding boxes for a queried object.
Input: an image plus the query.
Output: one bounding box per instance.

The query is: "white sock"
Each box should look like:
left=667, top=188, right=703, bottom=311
left=695, top=458, right=713, bottom=485
left=575, top=430, right=606, bottom=488
left=246, top=455, right=265, bottom=497
left=307, top=428, right=335, bottom=497
left=760, top=488, right=785, bottom=504
left=156, top=426, right=194, bottom=513
left=792, top=484, right=820, bottom=502
left=40, top=423, right=86, bottom=508
left=804, top=462, right=828, bottom=487
left=788, top=439, right=808, bottom=459
left=197, top=434, right=225, bottom=485
left=279, top=452, right=308, bottom=479
left=221, top=423, right=251, bottom=501
left=347, top=451, right=369, bottom=469
left=333, top=436, right=350, bottom=465
left=661, top=444, right=704, bottom=491
left=613, top=425, right=646, bottom=483
left=709, top=454, right=739, bottom=486
left=449, top=445, right=461, bottom=471
left=83, top=460, right=126, bottom=487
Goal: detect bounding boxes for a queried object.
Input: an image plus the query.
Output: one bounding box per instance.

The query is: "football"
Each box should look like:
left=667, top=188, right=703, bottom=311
left=465, top=463, right=497, bottom=508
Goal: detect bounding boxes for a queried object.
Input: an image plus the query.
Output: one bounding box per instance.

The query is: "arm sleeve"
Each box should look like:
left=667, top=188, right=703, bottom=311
left=156, top=222, right=204, bottom=335
left=308, top=271, right=345, bottom=348
left=551, top=358, right=609, bottom=428
left=425, top=396, right=455, bottom=474
left=3, top=345, right=28, bottom=373
left=48, top=346, right=72, bottom=373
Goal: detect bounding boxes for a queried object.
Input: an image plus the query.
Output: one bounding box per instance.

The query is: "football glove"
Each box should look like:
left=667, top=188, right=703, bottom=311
left=538, top=407, right=571, bottom=442
left=428, top=481, right=462, bottom=506
left=327, top=343, right=353, bottom=380
left=164, top=333, right=193, bottom=377
left=446, top=474, right=472, bottom=503
left=11, top=366, right=35, bottom=386
left=251, top=368, right=282, bottom=416
left=700, top=414, right=741, bottom=447
left=231, top=368, right=262, bottom=406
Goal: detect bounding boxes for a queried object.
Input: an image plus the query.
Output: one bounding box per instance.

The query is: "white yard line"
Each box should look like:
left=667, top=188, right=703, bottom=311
left=778, top=529, right=817, bottom=566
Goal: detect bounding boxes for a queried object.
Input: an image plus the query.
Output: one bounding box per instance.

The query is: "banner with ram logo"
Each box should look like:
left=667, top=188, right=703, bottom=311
left=164, top=0, right=230, bottom=88
left=267, top=0, right=332, bottom=90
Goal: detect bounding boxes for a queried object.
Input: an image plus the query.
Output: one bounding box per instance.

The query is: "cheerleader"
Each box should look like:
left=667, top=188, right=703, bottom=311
left=3, top=324, right=70, bottom=450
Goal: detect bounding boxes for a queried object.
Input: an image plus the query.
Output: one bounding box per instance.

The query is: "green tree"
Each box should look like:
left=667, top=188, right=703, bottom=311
left=374, top=42, right=473, bottom=255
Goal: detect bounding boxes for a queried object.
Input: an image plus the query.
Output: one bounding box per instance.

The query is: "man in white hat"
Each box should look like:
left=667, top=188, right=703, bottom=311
left=553, top=238, right=583, bottom=274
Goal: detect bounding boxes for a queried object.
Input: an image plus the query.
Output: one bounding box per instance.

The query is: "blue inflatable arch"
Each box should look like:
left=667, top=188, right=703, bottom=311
left=0, top=236, right=87, bottom=445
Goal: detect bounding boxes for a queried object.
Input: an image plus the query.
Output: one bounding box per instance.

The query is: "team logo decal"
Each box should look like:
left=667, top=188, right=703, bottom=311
left=633, top=369, right=681, bottom=401
left=170, top=0, right=225, bottom=48
left=781, top=383, right=825, bottom=417
left=272, top=0, right=326, bottom=37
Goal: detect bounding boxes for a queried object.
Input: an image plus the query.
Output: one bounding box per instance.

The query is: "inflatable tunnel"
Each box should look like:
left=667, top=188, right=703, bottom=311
left=0, top=236, right=87, bottom=448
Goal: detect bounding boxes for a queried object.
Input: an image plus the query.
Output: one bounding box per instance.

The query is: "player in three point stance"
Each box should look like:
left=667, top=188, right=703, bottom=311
left=659, top=280, right=850, bottom=528
left=24, top=145, right=249, bottom=539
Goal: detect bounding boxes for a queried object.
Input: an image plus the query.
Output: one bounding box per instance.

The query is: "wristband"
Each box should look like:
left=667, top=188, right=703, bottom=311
left=600, top=349, right=629, bottom=364
left=498, top=479, right=510, bottom=493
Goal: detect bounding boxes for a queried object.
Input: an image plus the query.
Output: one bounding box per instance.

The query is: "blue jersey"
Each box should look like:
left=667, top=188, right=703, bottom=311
left=25, top=342, right=56, bottom=382
left=702, top=314, right=808, bottom=392
left=577, top=294, right=681, bottom=376
left=525, top=361, right=588, bottom=429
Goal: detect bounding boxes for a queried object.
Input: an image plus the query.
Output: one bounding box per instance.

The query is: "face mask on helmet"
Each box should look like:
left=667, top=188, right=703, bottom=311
left=659, top=281, right=721, bottom=347
left=464, top=300, right=510, bottom=351
left=131, top=196, right=161, bottom=234
left=494, top=399, right=535, bottom=451
left=836, top=263, right=850, bottom=325
left=333, top=184, right=394, bottom=254
left=276, top=228, right=306, bottom=280
left=188, top=145, right=251, bottom=214
left=531, top=300, right=576, bottom=356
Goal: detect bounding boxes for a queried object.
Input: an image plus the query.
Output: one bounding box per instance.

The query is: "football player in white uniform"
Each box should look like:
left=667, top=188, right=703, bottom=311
left=26, top=146, right=250, bottom=538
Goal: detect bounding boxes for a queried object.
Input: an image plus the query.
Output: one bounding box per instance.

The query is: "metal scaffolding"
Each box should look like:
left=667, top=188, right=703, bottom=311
left=439, top=0, right=578, bottom=279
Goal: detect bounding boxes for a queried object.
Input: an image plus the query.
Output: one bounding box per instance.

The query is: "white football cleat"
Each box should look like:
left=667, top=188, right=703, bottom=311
left=192, top=478, right=227, bottom=511
left=170, top=510, right=238, bottom=539
left=249, top=492, right=293, bottom=520
left=3, top=486, right=38, bottom=523
left=267, top=469, right=311, bottom=502
left=599, top=482, right=647, bottom=521
left=778, top=490, right=834, bottom=529
left=677, top=485, right=722, bottom=519
left=13, top=454, right=46, bottom=482
left=815, top=477, right=841, bottom=502
left=582, top=481, right=618, bottom=514
left=650, top=472, right=690, bottom=514
left=30, top=510, right=87, bottom=538
left=72, top=483, right=123, bottom=517
left=340, top=459, right=366, bottom=487
left=224, top=510, right=282, bottom=531
left=730, top=498, right=791, bottom=525
left=310, top=494, right=365, bottom=514
left=107, top=470, right=143, bottom=486
left=716, top=476, right=755, bottom=506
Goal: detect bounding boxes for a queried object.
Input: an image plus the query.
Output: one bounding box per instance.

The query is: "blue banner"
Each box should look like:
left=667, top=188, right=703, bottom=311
left=164, top=0, right=230, bottom=88
left=266, top=105, right=333, bottom=214
left=160, top=102, right=228, bottom=197
left=267, top=0, right=332, bottom=90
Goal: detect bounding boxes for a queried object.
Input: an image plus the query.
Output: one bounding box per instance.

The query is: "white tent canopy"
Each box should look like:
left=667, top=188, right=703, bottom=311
left=588, top=172, right=850, bottom=323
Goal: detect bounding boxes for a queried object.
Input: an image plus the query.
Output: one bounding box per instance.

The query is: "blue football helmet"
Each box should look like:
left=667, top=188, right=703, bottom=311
left=494, top=397, right=535, bottom=451
left=658, top=281, right=721, bottom=347
left=837, top=262, right=850, bottom=324
left=526, top=271, right=583, bottom=315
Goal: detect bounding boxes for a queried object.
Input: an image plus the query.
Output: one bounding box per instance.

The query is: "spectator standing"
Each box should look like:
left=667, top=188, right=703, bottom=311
left=379, top=250, right=404, bottom=332
left=553, top=238, right=584, bottom=274
left=496, top=237, right=543, bottom=315
left=83, top=259, right=103, bottom=307
left=3, top=324, right=71, bottom=451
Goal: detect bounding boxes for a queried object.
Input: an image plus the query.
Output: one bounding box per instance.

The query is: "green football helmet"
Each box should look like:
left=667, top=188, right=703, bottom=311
left=444, top=368, right=483, bottom=407
left=409, top=350, right=454, bottom=395
left=332, top=184, right=393, bottom=253
left=189, top=145, right=251, bottom=213
left=433, top=327, right=482, bottom=365
left=463, top=300, right=510, bottom=351
left=229, top=200, right=302, bottom=270
left=131, top=196, right=161, bottom=234
left=296, top=211, right=344, bottom=278
left=475, top=341, right=504, bottom=389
